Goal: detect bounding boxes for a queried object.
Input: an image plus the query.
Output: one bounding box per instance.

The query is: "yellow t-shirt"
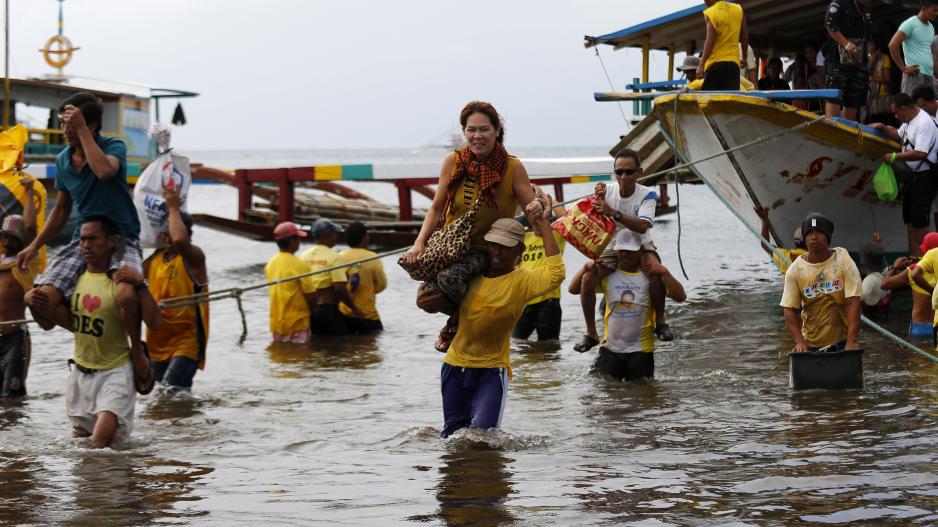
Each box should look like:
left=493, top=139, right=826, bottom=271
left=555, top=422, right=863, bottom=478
left=772, top=247, right=808, bottom=275
left=602, top=269, right=655, bottom=353
left=146, top=250, right=209, bottom=367
left=70, top=272, right=129, bottom=371
left=703, top=1, right=744, bottom=69
left=265, top=252, right=317, bottom=335
left=0, top=256, right=39, bottom=294
left=298, top=244, right=347, bottom=292
left=445, top=255, right=565, bottom=377
left=911, top=249, right=938, bottom=295
left=338, top=247, right=387, bottom=321
left=519, top=231, right=566, bottom=305
left=780, top=247, right=862, bottom=348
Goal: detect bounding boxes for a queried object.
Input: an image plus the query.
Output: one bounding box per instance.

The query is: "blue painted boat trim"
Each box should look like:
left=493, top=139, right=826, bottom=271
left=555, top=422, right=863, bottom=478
left=626, top=79, right=687, bottom=90
left=592, top=3, right=734, bottom=47
left=594, top=89, right=842, bottom=103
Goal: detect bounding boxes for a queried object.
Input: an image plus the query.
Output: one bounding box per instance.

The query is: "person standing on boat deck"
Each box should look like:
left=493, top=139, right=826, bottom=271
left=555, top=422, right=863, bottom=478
left=338, top=222, right=387, bottom=334
left=568, top=149, right=673, bottom=353
left=823, top=0, right=872, bottom=120
left=143, top=187, right=209, bottom=393
left=696, top=0, right=749, bottom=91
left=755, top=206, right=807, bottom=275
left=0, top=179, right=38, bottom=397
left=19, top=93, right=155, bottom=395
left=890, top=1, right=938, bottom=96
left=265, top=222, right=317, bottom=344
left=402, top=101, right=540, bottom=352
left=299, top=218, right=363, bottom=336
left=781, top=213, right=862, bottom=353
left=416, top=204, right=564, bottom=438
left=31, top=216, right=161, bottom=448
left=591, top=230, right=687, bottom=382
left=871, top=93, right=938, bottom=257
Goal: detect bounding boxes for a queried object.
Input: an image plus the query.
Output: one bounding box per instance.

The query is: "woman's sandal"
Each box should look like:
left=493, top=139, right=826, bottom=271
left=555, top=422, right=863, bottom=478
left=573, top=334, right=599, bottom=353
left=435, top=323, right=458, bottom=353
left=134, top=342, right=156, bottom=395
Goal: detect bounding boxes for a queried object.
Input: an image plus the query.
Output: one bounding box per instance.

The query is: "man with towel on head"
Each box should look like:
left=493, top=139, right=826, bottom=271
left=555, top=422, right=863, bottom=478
left=0, top=178, right=38, bottom=397
left=780, top=213, right=862, bottom=353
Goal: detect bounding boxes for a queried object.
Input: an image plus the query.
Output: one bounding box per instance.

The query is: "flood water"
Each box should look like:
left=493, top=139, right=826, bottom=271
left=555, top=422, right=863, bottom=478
left=2, top=148, right=937, bottom=526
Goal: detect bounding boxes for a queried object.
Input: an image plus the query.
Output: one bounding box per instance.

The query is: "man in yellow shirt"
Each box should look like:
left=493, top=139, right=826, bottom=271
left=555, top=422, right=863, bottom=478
left=781, top=213, right=862, bottom=353
left=696, top=0, right=750, bottom=91
left=339, top=222, right=387, bottom=334
left=512, top=228, right=566, bottom=341
left=265, top=222, right=318, bottom=344
left=144, top=187, right=209, bottom=392
left=299, top=218, right=363, bottom=335
left=30, top=216, right=161, bottom=448
left=0, top=178, right=38, bottom=397
left=417, top=201, right=564, bottom=438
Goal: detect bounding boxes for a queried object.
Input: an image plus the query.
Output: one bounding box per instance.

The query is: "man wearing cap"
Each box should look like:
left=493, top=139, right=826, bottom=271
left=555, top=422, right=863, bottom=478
left=569, top=148, right=674, bottom=353
left=265, top=222, right=318, bottom=344
left=339, top=222, right=387, bottom=334
left=781, top=213, right=863, bottom=353
left=677, top=55, right=702, bottom=85
left=417, top=201, right=564, bottom=437
left=143, top=187, right=209, bottom=392
left=0, top=178, right=38, bottom=397
left=756, top=206, right=807, bottom=275
left=299, top=218, right=364, bottom=336
left=593, top=229, right=687, bottom=382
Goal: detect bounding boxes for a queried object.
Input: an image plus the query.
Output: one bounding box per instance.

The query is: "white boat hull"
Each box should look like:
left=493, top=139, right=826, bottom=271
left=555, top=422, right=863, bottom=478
left=653, top=94, right=902, bottom=256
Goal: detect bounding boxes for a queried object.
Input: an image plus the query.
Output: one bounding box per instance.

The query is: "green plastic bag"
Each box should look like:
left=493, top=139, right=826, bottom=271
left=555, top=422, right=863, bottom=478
left=873, top=162, right=898, bottom=201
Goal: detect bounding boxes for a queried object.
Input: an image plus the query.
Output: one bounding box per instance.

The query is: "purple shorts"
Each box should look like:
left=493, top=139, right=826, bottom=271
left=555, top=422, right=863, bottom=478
left=440, top=364, right=508, bottom=438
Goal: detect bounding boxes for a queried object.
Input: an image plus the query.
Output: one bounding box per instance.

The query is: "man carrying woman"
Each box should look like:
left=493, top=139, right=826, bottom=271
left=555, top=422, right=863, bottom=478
left=402, top=101, right=539, bottom=352
left=417, top=201, right=564, bottom=438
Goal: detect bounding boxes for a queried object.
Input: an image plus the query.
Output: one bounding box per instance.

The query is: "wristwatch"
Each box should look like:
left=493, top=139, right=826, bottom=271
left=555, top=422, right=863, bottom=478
left=134, top=279, right=149, bottom=291
left=613, top=211, right=622, bottom=222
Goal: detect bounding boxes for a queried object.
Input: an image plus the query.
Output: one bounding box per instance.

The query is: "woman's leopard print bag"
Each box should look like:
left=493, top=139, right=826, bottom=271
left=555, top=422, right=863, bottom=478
left=399, top=196, right=483, bottom=282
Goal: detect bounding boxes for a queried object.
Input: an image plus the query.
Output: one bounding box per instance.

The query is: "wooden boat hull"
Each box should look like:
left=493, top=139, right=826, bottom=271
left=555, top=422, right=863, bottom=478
left=653, top=94, right=901, bottom=256
left=192, top=214, right=419, bottom=249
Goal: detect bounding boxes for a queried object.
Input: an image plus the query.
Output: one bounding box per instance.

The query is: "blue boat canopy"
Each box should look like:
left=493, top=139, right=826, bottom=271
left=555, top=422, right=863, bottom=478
left=585, top=0, right=918, bottom=54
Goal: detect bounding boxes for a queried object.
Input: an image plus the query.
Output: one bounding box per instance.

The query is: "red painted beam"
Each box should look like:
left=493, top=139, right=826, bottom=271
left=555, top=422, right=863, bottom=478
left=395, top=181, right=414, bottom=221
left=235, top=169, right=252, bottom=222
left=277, top=168, right=294, bottom=223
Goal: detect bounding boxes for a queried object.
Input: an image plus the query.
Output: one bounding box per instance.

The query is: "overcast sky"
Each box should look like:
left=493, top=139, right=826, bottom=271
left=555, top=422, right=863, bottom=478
left=8, top=0, right=700, bottom=150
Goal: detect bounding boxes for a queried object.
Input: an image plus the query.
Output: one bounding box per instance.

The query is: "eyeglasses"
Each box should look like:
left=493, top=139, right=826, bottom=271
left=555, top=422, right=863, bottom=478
left=614, top=168, right=640, bottom=176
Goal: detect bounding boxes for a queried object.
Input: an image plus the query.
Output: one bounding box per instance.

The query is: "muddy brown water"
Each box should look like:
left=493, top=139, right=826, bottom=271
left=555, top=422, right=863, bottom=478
left=1, top=177, right=936, bottom=526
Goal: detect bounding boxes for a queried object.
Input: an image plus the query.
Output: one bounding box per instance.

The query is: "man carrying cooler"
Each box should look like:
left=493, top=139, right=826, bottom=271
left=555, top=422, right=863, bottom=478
left=18, top=92, right=153, bottom=394
left=781, top=213, right=862, bottom=353
left=299, top=218, right=363, bottom=335
left=30, top=216, right=161, bottom=448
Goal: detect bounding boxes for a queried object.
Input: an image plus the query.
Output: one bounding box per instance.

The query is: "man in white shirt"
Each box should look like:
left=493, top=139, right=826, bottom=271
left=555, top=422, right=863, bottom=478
left=871, top=93, right=938, bottom=256
left=568, top=148, right=676, bottom=352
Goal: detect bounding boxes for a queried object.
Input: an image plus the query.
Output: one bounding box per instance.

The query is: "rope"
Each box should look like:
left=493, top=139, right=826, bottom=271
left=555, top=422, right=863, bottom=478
left=594, top=47, right=630, bottom=127
left=672, top=88, right=690, bottom=280
left=0, top=319, right=31, bottom=329
left=655, top=115, right=938, bottom=365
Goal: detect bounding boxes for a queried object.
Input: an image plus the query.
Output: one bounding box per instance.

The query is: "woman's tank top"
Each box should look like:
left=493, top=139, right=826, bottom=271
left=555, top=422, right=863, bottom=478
left=444, top=156, right=519, bottom=247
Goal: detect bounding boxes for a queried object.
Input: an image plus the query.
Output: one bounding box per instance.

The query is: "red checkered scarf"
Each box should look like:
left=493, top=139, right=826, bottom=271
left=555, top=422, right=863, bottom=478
left=446, top=142, right=509, bottom=209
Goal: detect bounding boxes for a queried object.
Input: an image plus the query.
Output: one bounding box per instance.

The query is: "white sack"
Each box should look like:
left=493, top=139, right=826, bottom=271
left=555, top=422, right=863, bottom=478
left=133, top=152, right=191, bottom=248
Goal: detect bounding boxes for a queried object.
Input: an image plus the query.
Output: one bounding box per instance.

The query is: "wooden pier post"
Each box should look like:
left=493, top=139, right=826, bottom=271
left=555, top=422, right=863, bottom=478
left=278, top=168, right=294, bottom=223
left=396, top=181, right=413, bottom=221
left=235, top=169, right=251, bottom=222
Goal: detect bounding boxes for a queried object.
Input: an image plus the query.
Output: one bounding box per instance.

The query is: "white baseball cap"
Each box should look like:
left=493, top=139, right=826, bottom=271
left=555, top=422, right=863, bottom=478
left=615, top=229, right=642, bottom=251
